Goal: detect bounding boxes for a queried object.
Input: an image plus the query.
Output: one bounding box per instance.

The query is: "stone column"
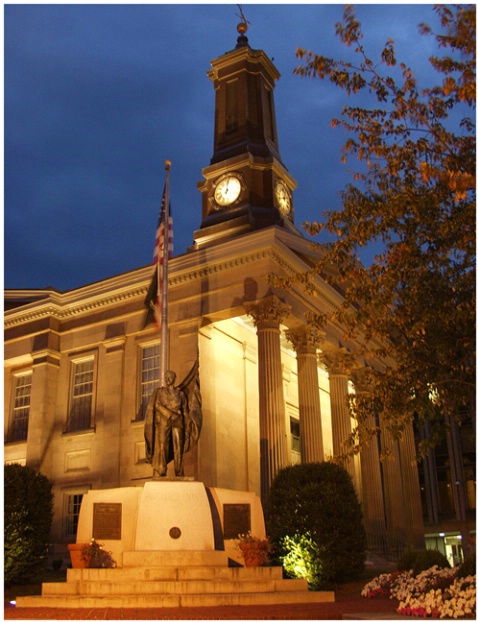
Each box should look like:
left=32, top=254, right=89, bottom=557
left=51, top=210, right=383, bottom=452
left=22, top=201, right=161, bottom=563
left=400, top=422, right=426, bottom=549
left=358, top=411, right=388, bottom=549
left=245, top=296, right=290, bottom=506
left=320, top=351, right=358, bottom=486
left=380, top=422, right=407, bottom=546
left=286, top=326, right=324, bottom=463
left=350, top=377, right=388, bottom=550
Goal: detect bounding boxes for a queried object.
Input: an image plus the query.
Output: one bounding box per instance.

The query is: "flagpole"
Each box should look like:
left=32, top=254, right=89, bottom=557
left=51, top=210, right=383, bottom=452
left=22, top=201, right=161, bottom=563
left=159, top=160, right=171, bottom=386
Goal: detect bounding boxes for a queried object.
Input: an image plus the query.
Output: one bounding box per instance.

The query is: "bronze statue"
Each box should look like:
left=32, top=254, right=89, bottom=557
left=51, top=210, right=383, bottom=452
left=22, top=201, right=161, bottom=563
left=144, top=359, right=201, bottom=477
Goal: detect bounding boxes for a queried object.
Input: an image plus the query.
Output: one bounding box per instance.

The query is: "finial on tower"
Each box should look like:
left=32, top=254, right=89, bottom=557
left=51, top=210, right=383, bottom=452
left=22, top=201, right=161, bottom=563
left=235, top=4, right=250, bottom=48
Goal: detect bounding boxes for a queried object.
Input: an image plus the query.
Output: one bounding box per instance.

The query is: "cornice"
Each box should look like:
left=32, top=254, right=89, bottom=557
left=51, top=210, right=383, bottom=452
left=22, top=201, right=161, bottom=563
left=4, top=227, right=344, bottom=329
left=4, top=284, right=149, bottom=329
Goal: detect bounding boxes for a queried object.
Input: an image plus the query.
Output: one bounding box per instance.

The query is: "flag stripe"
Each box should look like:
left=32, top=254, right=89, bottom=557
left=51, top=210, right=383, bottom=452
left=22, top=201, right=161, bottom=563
left=143, top=185, right=173, bottom=331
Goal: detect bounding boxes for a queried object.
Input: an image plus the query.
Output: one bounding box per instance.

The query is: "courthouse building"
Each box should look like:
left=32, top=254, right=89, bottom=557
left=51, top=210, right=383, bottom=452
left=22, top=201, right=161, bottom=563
left=4, top=25, right=474, bottom=564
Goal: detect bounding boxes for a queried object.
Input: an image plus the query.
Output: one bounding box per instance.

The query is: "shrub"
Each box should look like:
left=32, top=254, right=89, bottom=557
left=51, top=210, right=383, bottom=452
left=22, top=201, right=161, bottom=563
left=397, top=547, right=419, bottom=571
left=4, top=464, right=54, bottom=586
left=457, top=554, right=476, bottom=579
left=398, top=547, right=450, bottom=574
left=266, top=462, right=366, bottom=589
left=280, top=532, right=323, bottom=590
left=412, top=549, right=450, bottom=574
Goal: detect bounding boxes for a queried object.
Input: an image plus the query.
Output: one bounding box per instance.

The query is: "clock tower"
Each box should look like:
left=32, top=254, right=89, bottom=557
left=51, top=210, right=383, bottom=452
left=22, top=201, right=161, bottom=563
left=194, top=22, right=298, bottom=248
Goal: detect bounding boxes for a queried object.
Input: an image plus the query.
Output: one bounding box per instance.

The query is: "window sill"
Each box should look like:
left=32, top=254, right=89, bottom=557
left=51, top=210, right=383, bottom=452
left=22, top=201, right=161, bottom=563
left=4, top=438, right=28, bottom=446
left=62, top=427, right=96, bottom=438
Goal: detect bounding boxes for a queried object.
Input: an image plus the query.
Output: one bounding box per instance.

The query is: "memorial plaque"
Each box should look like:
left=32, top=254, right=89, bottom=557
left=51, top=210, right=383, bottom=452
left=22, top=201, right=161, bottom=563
left=93, top=503, right=122, bottom=540
left=223, top=503, right=251, bottom=539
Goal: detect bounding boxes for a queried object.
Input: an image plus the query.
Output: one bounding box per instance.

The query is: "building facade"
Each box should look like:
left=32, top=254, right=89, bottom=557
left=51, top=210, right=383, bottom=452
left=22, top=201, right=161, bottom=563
left=4, top=25, right=474, bottom=564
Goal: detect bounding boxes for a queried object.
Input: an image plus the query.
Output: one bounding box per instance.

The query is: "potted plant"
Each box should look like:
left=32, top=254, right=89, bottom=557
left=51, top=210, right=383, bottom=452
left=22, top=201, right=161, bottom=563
left=236, top=532, right=273, bottom=567
left=67, top=542, right=88, bottom=568
left=68, top=538, right=116, bottom=568
left=81, top=538, right=116, bottom=568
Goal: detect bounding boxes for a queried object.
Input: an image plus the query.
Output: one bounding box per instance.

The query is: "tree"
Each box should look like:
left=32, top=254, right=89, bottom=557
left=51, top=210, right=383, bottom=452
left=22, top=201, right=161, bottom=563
left=288, top=5, right=475, bottom=457
left=4, top=464, right=54, bottom=586
left=266, top=462, right=366, bottom=589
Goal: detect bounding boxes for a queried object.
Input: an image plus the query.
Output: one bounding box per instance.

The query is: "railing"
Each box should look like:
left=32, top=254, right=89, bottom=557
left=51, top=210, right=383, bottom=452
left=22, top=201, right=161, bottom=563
left=366, top=530, right=408, bottom=562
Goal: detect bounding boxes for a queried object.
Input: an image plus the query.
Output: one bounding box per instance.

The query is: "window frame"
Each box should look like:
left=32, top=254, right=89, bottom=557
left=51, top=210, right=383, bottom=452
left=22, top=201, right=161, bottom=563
left=66, top=355, right=97, bottom=433
left=137, top=341, right=160, bottom=421
left=63, top=487, right=89, bottom=539
left=8, top=370, right=32, bottom=443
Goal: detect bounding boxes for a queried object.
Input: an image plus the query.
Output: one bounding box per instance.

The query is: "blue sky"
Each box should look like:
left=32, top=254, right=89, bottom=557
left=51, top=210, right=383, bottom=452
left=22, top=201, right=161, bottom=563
left=5, top=3, right=442, bottom=291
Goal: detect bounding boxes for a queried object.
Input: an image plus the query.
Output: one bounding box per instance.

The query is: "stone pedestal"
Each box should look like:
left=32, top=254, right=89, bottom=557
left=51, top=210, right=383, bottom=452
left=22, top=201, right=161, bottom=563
left=135, top=481, right=215, bottom=551
left=75, top=480, right=265, bottom=567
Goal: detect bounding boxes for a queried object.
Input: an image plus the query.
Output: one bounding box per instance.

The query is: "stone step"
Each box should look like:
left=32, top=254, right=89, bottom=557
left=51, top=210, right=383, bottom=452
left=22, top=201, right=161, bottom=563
left=16, top=589, right=335, bottom=609
left=67, top=565, right=283, bottom=582
left=42, top=577, right=309, bottom=596
left=122, top=550, right=228, bottom=567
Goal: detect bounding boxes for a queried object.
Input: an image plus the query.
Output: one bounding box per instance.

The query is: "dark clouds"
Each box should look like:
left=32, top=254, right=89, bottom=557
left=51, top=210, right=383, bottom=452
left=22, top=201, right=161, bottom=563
left=5, top=4, right=441, bottom=290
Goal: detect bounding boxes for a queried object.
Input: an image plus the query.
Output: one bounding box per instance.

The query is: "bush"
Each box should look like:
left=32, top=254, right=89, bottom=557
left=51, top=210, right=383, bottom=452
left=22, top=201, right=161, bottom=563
left=266, top=462, right=366, bottom=589
left=4, top=464, right=54, bottom=586
left=398, top=547, right=450, bottom=574
left=412, top=549, right=450, bottom=574
left=457, top=554, right=476, bottom=579
left=397, top=547, right=419, bottom=571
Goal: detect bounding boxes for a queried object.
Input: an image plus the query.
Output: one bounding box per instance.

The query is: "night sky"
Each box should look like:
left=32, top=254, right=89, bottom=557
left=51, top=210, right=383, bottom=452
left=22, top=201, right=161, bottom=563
left=5, top=3, right=441, bottom=291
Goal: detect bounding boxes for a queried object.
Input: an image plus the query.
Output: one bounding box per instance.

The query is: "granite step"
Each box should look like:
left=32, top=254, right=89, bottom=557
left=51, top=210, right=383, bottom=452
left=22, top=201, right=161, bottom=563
left=67, top=564, right=283, bottom=582
left=122, top=550, right=228, bottom=567
left=42, top=577, right=308, bottom=596
left=16, top=589, right=335, bottom=609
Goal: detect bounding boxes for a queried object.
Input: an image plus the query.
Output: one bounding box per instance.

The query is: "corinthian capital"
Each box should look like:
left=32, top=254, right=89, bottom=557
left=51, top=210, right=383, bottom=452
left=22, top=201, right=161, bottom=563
left=244, top=295, right=291, bottom=330
left=286, top=325, right=325, bottom=354
left=319, top=347, right=354, bottom=376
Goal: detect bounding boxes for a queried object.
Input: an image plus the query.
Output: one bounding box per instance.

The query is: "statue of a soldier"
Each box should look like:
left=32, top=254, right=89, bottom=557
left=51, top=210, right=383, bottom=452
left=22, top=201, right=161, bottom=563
left=144, top=360, right=201, bottom=478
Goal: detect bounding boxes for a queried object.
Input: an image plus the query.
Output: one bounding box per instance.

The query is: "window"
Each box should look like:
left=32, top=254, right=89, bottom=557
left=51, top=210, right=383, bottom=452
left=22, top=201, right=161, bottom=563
left=290, top=417, right=301, bottom=464
left=290, top=418, right=301, bottom=452
left=9, top=372, right=32, bottom=442
left=138, top=344, right=160, bottom=420
left=64, top=492, right=85, bottom=537
left=67, top=358, right=94, bottom=432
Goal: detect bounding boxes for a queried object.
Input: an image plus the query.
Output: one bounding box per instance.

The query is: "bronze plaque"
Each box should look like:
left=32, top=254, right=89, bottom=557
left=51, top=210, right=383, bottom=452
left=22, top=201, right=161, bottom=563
left=223, top=503, right=251, bottom=540
left=92, top=503, right=122, bottom=540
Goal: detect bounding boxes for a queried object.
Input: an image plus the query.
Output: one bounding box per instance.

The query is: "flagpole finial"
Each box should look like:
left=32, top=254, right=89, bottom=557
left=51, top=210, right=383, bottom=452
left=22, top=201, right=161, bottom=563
left=165, top=160, right=171, bottom=171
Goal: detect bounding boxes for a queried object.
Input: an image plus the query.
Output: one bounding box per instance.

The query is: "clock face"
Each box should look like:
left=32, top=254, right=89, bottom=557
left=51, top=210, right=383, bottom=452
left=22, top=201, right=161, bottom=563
left=275, top=180, right=291, bottom=214
left=214, top=174, right=242, bottom=206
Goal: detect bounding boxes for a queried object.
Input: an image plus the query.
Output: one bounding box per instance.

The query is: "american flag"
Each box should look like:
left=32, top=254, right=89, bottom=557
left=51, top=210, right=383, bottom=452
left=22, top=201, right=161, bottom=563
left=143, top=185, right=173, bottom=330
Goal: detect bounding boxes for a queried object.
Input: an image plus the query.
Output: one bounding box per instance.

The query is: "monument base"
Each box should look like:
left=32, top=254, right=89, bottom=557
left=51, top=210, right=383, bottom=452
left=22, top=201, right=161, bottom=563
left=17, top=482, right=337, bottom=609
left=75, top=481, right=265, bottom=567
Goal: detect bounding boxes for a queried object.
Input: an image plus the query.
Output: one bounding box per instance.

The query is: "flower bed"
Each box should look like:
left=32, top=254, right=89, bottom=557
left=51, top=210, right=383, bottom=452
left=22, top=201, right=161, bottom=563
left=362, top=565, right=476, bottom=618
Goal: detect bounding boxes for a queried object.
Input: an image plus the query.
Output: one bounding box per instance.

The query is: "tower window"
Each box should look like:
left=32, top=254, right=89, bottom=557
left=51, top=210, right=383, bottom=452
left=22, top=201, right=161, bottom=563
left=8, top=372, right=32, bottom=442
